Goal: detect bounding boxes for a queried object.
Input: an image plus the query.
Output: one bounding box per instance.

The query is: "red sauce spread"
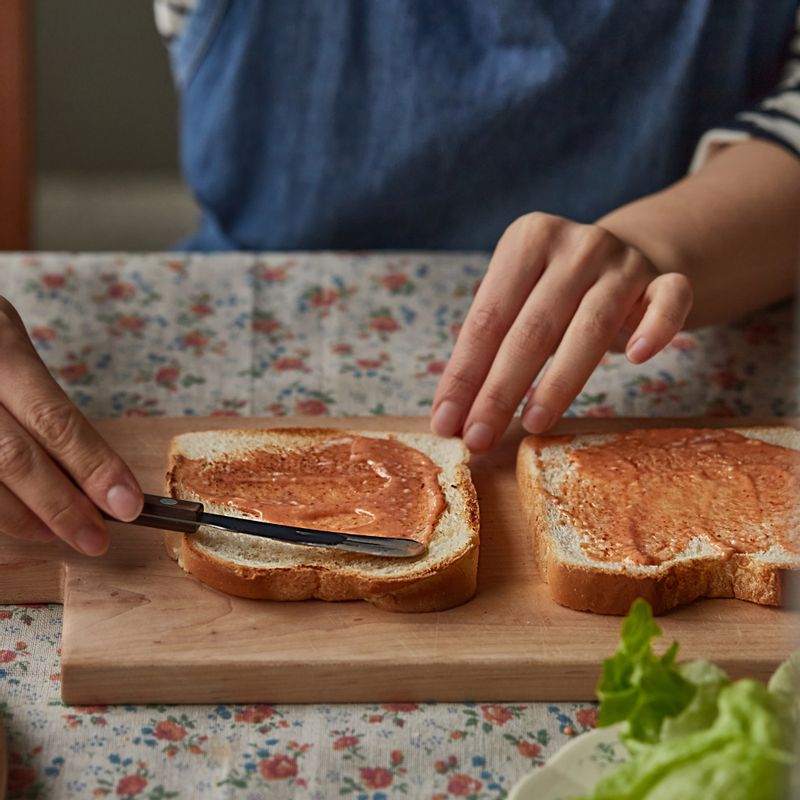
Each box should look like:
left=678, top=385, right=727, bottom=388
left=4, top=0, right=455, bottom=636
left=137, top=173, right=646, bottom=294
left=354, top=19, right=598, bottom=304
left=550, top=428, right=800, bottom=566
left=172, top=435, right=446, bottom=543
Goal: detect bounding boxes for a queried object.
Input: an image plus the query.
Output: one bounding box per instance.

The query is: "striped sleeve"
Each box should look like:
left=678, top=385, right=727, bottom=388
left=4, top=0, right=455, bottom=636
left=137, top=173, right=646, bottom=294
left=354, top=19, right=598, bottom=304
left=691, top=7, right=800, bottom=171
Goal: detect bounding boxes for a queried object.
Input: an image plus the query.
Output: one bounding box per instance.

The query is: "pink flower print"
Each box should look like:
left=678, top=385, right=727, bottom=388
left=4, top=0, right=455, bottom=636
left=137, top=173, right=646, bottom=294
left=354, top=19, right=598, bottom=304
left=235, top=704, right=275, bottom=723
left=390, top=750, right=404, bottom=766
left=576, top=707, right=599, bottom=728
left=155, top=366, right=180, bottom=386
left=481, top=704, right=514, bottom=725
left=710, top=370, right=739, bottom=389
left=191, top=303, right=213, bottom=316
left=448, top=774, right=483, bottom=796
left=369, top=314, right=399, bottom=332
left=331, top=343, right=352, bottom=354
left=259, top=754, right=298, bottom=780
left=58, top=363, right=88, bottom=383
left=357, top=358, right=383, bottom=370
left=41, top=273, right=66, bottom=289
left=0, top=650, right=16, bottom=663
left=359, top=767, right=393, bottom=790
left=333, top=735, right=360, bottom=751
left=116, top=774, right=147, bottom=796
left=583, top=405, right=615, bottom=417
left=182, top=331, right=208, bottom=349
left=261, top=266, right=287, bottom=282
left=517, top=740, right=542, bottom=758
left=118, top=315, right=145, bottom=332
left=427, top=360, right=446, bottom=375
left=310, top=288, right=339, bottom=307
left=381, top=272, right=409, bottom=291
left=153, top=720, right=187, bottom=741
left=295, top=398, right=327, bottom=415
left=272, top=357, right=305, bottom=371
left=252, top=318, right=281, bottom=333
left=670, top=334, right=697, bottom=351
left=31, top=325, right=57, bottom=341
left=640, top=378, right=669, bottom=393
left=108, top=282, right=136, bottom=300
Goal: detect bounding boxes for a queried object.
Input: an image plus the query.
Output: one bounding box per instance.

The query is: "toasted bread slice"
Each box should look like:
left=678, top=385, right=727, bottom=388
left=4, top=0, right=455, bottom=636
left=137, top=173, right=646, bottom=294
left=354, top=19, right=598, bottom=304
left=517, top=425, right=800, bottom=615
left=165, top=428, right=479, bottom=612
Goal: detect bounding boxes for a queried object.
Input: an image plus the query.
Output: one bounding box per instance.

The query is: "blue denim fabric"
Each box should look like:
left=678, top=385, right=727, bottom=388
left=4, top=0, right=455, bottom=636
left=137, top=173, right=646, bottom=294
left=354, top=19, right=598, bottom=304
left=170, top=0, right=797, bottom=251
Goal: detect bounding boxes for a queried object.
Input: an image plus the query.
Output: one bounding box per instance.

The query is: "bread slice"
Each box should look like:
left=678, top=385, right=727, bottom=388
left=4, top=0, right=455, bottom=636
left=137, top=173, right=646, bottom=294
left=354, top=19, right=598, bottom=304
left=165, top=428, right=479, bottom=612
left=517, top=425, right=800, bottom=615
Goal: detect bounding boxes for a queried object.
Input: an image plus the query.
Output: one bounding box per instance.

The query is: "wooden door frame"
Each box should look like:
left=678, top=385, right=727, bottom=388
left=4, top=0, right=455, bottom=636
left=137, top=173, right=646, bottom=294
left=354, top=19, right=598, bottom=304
left=0, top=0, right=32, bottom=250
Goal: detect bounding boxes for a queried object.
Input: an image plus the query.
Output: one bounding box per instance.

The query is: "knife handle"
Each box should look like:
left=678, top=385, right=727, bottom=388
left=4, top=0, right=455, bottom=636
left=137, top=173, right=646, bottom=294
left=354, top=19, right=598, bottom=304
left=102, top=493, right=204, bottom=534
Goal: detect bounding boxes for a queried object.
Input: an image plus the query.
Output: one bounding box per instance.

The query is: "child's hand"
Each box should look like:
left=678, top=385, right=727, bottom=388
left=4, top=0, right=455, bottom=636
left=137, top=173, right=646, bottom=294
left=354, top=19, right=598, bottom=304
left=430, top=213, right=693, bottom=452
left=0, top=297, right=142, bottom=554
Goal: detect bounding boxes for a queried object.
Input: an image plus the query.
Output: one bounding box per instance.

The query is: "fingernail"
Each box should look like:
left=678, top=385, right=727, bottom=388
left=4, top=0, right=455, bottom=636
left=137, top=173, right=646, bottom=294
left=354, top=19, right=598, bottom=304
left=75, top=527, right=108, bottom=556
left=626, top=337, right=650, bottom=363
left=522, top=404, right=551, bottom=434
left=463, top=422, right=494, bottom=453
left=431, top=400, right=463, bottom=437
left=107, top=484, right=142, bottom=521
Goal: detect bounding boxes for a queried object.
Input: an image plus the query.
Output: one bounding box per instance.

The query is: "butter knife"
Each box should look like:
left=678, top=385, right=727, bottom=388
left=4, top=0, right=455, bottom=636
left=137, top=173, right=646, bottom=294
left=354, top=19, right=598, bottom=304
left=106, top=493, right=426, bottom=558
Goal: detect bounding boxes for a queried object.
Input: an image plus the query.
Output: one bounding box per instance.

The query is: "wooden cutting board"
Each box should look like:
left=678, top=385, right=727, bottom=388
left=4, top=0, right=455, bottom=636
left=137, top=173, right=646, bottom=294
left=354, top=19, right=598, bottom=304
left=0, top=415, right=796, bottom=705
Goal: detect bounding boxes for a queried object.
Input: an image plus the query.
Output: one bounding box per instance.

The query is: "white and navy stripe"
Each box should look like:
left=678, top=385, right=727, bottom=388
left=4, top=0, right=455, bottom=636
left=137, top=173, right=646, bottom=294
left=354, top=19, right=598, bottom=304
left=694, top=6, right=800, bottom=169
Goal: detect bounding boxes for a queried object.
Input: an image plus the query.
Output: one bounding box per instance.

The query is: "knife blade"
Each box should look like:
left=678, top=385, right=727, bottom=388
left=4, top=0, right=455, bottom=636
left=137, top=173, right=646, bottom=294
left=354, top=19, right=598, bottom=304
left=106, top=493, right=426, bottom=558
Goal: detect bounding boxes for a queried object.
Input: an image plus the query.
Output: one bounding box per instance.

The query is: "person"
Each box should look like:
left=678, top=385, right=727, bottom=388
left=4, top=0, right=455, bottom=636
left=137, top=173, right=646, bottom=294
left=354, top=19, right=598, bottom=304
left=1, top=0, right=799, bottom=557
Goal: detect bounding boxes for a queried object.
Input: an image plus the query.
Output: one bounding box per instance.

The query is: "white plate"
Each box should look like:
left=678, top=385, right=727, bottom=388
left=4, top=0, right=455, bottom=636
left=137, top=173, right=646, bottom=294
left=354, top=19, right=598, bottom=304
left=508, top=724, right=628, bottom=800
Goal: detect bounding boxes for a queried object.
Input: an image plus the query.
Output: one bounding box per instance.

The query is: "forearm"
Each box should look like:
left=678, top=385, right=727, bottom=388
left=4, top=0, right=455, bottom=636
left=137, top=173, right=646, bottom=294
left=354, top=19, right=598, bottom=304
left=598, top=139, right=800, bottom=328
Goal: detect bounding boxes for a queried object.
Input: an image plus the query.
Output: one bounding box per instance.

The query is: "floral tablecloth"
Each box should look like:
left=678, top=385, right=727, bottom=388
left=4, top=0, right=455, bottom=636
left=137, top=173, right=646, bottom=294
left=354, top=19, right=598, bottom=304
left=0, top=252, right=795, bottom=800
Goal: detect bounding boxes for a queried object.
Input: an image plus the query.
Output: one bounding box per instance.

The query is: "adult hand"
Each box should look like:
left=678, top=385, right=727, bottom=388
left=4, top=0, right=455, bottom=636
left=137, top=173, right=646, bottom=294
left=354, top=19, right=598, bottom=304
left=0, top=297, right=143, bottom=554
left=430, top=213, right=693, bottom=452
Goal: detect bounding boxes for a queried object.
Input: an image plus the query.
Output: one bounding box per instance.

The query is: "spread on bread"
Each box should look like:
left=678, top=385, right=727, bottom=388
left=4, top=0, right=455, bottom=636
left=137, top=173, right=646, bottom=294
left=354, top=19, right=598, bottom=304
left=170, top=435, right=446, bottom=543
left=551, top=428, right=800, bottom=566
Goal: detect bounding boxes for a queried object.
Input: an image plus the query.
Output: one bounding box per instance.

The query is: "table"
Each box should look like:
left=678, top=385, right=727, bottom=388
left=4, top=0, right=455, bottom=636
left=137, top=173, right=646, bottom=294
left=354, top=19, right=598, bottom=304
left=0, top=252, right=795, bottom=799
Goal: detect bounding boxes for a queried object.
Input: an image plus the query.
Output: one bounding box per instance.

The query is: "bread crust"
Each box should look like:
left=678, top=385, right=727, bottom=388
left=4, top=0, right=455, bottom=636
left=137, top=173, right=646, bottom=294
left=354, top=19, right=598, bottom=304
left=165, top=429, right=480, bottom=613
left=517, top=429, right=795, bottom=615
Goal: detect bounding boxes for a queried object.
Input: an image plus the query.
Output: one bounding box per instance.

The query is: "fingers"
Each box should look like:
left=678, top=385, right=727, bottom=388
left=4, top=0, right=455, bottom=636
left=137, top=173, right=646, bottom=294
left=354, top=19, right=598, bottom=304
left=522, top=271, right=692, bottom=432
left=430, top=213, right=696, bottom=449
left=0, top=482, right=57, bottom=543
left=0, top=406, right=109, bottom=554
left=624, top=273, right=693, bottom=364
left=430, top=214, right=558, bottom=438
left=521, top=273, right=645, bottom=431
left=0, top=297, right=143, bottom=554
left=457, top=268, right=587, bottom=452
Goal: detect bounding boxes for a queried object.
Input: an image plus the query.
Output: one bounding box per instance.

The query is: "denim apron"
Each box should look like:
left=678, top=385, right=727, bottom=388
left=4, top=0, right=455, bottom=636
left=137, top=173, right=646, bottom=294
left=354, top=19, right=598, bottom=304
left=168, top=0, right=797, bottom=251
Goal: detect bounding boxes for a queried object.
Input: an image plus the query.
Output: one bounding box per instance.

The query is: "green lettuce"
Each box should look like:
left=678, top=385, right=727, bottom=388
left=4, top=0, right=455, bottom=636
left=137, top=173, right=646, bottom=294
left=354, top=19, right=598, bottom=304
left=575, top=599, right=797, bottom=800
left=596, top=598, right=696, bottom=744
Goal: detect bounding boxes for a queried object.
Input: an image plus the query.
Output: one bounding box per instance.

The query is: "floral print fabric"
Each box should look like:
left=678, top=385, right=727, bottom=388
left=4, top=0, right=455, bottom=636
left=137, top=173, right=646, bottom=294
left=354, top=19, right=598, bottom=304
left=0, top=253, right=795, bottom=798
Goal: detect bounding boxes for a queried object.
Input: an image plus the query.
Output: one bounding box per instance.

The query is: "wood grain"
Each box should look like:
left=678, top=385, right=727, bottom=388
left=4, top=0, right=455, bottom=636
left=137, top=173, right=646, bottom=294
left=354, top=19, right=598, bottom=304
left=0, top=0, right=32, bottom=250
left=0, top=415, right=796, bottom=704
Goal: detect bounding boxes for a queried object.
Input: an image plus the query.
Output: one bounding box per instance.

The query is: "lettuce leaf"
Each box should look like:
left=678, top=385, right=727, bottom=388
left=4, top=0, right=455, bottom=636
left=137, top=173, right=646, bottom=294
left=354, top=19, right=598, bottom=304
left=574, top=600, right=796, bottom=800
left=587, top=680, right=793, bottom=800
left=596, top=598, right=696, bottom=743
